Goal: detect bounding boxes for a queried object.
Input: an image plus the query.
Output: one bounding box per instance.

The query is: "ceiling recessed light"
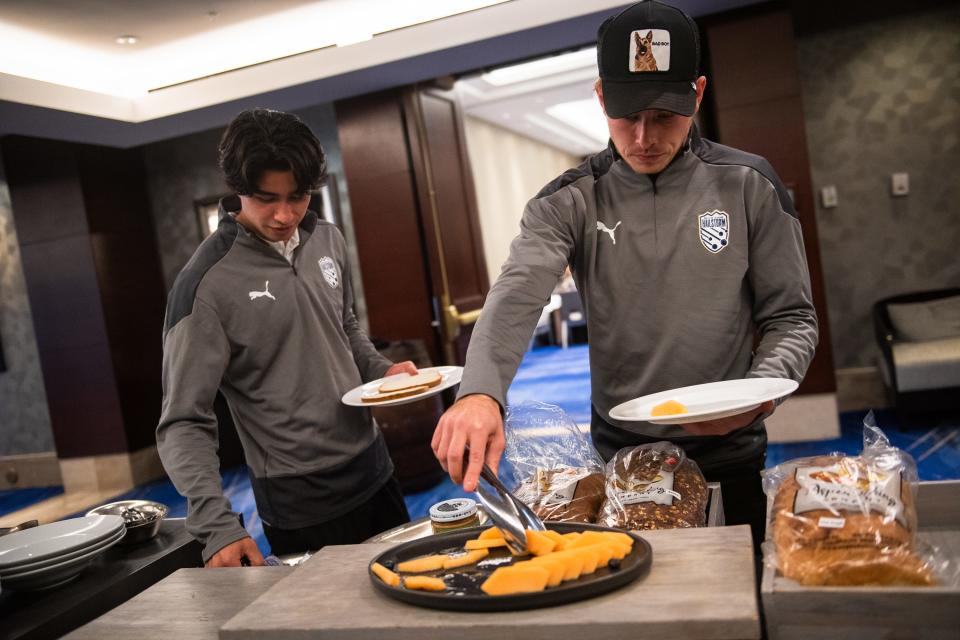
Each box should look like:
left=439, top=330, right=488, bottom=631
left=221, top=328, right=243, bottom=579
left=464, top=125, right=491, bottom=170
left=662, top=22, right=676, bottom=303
left=115, top=35, right=138, bottom=45
left=482, top=47, right=597, bottom=86
left=545, top=98, right=609, bottom=146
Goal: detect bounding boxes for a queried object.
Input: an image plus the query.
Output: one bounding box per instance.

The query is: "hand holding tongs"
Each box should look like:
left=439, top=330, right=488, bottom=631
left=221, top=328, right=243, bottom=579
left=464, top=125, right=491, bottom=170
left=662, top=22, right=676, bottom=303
left=465, top=447, right=545, bottom=555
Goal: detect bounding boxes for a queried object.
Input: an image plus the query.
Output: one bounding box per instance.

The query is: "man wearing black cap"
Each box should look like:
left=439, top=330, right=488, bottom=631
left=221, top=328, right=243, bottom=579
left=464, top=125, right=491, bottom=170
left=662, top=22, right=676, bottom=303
left=433, top=0, right=818, bottom=550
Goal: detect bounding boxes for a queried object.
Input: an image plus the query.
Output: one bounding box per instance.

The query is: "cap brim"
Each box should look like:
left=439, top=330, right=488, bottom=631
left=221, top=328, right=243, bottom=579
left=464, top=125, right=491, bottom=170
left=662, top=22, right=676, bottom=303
left=601, top=78, right=697, bottom=118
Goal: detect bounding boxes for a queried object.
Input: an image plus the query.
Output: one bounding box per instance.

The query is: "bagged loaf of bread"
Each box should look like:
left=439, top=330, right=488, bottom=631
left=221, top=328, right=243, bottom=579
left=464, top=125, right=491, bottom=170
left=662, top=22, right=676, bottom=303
left=513, top=467, right=605, bottom=523
left=504, top=402, right=606, bottom=523
left=762, top=413, right=939, bottom=586
left=598, top=442, right=708, bottom=530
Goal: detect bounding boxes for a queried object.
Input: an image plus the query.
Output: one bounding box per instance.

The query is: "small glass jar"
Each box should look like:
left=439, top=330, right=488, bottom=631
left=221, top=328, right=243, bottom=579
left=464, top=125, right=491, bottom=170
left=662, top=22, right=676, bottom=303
left=429, top=498, right=480, bottom=534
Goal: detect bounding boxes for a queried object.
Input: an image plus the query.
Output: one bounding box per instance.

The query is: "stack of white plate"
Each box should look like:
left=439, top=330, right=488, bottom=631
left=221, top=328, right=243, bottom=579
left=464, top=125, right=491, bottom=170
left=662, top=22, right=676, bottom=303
left=0, top=515, right=125, bottom=591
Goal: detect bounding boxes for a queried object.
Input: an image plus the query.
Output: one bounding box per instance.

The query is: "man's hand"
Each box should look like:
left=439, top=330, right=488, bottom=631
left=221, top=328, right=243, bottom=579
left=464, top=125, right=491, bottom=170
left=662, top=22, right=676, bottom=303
left=432, top=394, right=505, bottom=492
left=205, top=536, right=266, bottom=568
left=677, top=400, right=776, bottom=436
left=385, top=360, right=418, bottom=377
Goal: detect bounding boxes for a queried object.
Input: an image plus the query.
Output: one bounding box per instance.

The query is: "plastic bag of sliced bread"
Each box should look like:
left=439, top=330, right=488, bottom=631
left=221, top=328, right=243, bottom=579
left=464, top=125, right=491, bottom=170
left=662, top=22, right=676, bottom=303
left=598, top=442, right=709, bottom=530
left=503, top=402, right=605, bottom=523
left=761, top=412, right=957, bottom=586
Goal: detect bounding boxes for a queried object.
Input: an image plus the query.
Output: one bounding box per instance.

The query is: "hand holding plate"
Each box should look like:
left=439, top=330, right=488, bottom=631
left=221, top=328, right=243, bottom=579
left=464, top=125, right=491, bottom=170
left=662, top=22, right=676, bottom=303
left=677, top=400, right=775, bottom=436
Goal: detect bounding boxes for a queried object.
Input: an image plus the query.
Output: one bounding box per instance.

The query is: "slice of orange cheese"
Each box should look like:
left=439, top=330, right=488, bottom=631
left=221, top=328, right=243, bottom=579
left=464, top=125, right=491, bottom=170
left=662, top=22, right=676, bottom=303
left=651, top=399, right=688, bottom=416
left=442, top=548, right=489, bottom=569
left=404, top=575, right=447, bottom=591
left=396, top=554, right=447, bottom=573
left=372, top=562, right=401, bottom=587
left=481, top=564, right=550, bottom=596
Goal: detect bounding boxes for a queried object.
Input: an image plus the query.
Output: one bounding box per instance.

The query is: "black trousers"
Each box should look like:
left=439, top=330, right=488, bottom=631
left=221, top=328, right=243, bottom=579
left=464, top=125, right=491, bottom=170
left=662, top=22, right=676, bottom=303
left=700, top=456, right=767, bottom=552
left=263, top=477, right=410, bottom=556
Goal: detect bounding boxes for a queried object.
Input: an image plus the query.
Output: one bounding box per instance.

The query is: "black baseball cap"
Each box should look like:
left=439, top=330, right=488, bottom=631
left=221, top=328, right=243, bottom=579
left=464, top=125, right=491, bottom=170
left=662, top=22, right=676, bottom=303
left=597, top=0, right=701, bottom=118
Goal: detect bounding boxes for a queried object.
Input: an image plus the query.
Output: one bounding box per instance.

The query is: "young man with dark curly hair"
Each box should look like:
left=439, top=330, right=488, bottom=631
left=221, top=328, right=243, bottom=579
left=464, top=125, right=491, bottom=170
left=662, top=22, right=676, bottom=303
left=157, top=109, right=414, bottom=567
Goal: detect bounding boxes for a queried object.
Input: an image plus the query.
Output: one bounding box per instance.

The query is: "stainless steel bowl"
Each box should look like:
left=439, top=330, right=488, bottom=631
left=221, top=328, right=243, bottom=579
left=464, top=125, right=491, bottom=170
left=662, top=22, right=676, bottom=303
left=86, top=500, right=168, bottom=545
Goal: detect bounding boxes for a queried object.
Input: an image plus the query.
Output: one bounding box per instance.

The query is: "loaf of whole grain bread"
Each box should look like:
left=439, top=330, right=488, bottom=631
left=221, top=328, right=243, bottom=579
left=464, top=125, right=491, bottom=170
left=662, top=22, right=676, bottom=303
left=599, top=442, right=708, bottom=530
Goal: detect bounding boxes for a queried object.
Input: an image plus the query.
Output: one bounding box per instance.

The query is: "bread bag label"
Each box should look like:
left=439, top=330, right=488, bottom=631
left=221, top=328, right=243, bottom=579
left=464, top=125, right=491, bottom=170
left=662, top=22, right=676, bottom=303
left=516, top=468, right=588, bottom=507
left=793, top=463, right=906, bottom=526
left=614, top=468, right=682, bottom=506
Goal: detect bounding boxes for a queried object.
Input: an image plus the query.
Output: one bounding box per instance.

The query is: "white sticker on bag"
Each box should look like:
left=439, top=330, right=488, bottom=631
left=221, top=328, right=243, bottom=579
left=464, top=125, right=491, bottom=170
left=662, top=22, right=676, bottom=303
left=629, top=29, right=671, bottom=72
left=817, top=516, right=846, bottom=529
left=615, top=467, right=681, bottom=506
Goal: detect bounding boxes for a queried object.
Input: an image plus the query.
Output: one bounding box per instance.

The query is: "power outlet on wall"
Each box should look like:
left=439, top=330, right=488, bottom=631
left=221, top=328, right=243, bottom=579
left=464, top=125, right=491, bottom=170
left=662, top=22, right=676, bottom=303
left=891, top=172, right=909, bottom=196
left=820, top=185, right=838, bottom=208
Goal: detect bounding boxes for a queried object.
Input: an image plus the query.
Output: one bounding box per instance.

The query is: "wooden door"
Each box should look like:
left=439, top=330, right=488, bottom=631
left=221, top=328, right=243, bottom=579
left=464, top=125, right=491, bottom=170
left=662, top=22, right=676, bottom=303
left=704, top=8, right=837, bottom=395
left=336, top=85, right=489, bottom=366
left=402, top=86, right=489, bottom=364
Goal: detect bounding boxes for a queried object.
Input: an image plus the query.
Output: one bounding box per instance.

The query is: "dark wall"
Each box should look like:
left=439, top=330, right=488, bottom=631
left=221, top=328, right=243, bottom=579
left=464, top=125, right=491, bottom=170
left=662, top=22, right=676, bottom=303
left=0, top=146, right=56, bottom=456
left=793, top=1, right=960, bottom=368
left=336, top=90, right=442, bottom=363
left=703, top=6, right=836, bottom=394
left=0, top=136, right=166, bottom=457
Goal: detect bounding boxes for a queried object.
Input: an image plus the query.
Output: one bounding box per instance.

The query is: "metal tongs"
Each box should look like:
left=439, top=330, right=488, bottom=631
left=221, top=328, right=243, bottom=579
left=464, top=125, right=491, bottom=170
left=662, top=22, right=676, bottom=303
left=466, top=447, right=545, bottom=555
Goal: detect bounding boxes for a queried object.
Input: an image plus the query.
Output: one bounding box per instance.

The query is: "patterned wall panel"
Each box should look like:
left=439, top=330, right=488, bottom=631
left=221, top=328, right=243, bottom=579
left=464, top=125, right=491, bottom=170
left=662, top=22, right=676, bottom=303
left=142, top=128, right=226, bottom=293
left=798, top=5, right=960, bottom=368
left=0, top=158, right=55, bottom=455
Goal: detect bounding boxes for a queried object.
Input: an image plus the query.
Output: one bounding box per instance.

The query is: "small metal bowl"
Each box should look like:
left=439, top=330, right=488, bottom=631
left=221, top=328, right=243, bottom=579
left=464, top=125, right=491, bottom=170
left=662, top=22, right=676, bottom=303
left=86, top=500, right=168, bottom=545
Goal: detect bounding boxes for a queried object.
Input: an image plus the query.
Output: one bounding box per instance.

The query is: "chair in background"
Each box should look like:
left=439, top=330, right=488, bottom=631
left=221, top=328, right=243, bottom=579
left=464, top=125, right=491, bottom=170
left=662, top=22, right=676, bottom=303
left=873, top=287, right=960, bottom=418
left=529, top=294, right=561, bottom=350
left=559, top=290, right=587, bottom=349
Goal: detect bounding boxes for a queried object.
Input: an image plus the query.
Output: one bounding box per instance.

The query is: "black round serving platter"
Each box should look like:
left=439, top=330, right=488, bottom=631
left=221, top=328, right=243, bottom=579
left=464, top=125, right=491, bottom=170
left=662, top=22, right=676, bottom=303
left=368, top=521, right=652, bottom=612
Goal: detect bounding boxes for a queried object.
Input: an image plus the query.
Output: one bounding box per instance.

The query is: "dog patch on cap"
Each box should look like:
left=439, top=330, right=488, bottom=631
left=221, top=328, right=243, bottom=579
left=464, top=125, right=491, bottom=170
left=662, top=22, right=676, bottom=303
left=629, top=29, right=671, bottom=72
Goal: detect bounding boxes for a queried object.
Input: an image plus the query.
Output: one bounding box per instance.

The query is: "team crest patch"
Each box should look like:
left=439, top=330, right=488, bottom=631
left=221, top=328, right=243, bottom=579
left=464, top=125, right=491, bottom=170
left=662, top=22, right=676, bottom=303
left=698, top=210, right=729, bottom=253
left=318, top=256, right=339, bottom=288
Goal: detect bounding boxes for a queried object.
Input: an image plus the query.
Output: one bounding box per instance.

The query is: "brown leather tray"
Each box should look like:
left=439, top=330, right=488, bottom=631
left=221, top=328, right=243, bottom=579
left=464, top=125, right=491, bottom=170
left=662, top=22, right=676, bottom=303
left=368, top=522, right=652, bottom=611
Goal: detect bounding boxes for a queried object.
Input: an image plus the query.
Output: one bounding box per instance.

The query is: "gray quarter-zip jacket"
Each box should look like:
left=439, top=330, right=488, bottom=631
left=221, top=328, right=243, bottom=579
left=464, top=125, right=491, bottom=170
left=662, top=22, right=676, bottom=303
left=458, top=127, right=818, bottom=468
left=157, top=201, right=394, bottom=561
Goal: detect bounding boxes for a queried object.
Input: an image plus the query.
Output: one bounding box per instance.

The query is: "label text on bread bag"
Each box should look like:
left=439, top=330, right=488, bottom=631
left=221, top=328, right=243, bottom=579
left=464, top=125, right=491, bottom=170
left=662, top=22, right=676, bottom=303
left=614, top=468, right=682, bottom=506
left=793, top=462, right=906, bottom=527
left=516, top=468, right=589, bottom=507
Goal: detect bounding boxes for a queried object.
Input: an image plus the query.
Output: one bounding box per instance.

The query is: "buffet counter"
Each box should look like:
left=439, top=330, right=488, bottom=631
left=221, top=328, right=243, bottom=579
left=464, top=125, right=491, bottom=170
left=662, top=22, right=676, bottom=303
left=65, top=566, right=291, bottom=640
left=0, top=518, right=202, bottom=640
left=67, top=524, right=758, bottom=640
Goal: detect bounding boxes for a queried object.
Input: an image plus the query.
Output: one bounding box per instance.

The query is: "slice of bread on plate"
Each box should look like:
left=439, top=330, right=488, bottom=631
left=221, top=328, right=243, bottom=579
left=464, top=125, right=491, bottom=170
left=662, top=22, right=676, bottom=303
left=361, top=384, right=431, bottom=404
left=378, top=371, right=442, bottom=394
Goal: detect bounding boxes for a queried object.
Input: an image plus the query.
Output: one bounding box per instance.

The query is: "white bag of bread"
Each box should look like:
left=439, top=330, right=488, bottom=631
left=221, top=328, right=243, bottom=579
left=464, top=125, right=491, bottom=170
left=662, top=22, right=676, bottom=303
left=761, top=412, right=955, bottom=587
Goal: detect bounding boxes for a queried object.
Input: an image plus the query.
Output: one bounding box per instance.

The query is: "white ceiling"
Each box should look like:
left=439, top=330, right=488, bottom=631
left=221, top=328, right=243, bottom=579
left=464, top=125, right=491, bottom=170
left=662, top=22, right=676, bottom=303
left=458, top=49, right=606, bottom=157
left=0, top=0, right=321, bottom=53
left=0, top=0, right=763, bottom=147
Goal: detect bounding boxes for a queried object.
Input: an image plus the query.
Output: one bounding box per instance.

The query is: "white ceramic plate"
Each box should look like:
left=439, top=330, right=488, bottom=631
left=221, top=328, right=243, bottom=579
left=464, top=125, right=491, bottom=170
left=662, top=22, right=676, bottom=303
left=0, top=525, right=125, bottom=591
left=0, top=515, right=124, bottom=569
left=342, top=366, right=463, bottom=408
left=608, top=377, right=799, bottom=425
left=0, top=526, right=125, bottom=576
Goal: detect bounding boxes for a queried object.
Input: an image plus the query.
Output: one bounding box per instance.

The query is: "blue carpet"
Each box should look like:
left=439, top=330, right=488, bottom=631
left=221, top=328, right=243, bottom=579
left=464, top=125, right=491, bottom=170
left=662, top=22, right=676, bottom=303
left=10, top=343, right=957, bottom=557
left=766, top=408, right=960, bottom=480
left=507, top=345, right=592, bottom=425
left=0, top=486, right=63, bottom=519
